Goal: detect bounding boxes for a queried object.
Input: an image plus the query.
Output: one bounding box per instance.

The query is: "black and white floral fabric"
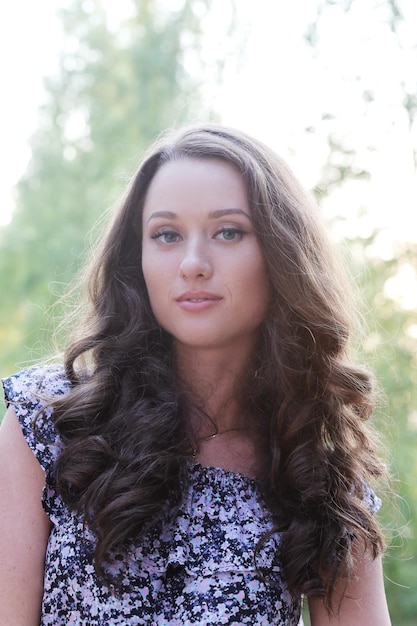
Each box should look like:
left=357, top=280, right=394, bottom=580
left=2, top=366, right=379, bottom=625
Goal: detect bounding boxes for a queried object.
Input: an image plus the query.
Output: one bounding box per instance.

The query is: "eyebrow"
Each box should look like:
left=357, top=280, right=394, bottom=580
left=147, top=208, right=251, bottom=223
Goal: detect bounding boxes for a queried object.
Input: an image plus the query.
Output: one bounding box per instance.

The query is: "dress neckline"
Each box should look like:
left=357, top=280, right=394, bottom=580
left=186, top=459, right=258, bottom=485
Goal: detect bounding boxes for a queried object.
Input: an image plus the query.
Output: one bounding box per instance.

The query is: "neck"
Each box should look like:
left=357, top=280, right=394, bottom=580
left=175, top=344, right=252, bottom=433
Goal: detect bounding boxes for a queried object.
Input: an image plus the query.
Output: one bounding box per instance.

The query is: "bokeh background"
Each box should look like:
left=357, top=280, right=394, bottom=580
left=0, top=1, right=416, bottom=622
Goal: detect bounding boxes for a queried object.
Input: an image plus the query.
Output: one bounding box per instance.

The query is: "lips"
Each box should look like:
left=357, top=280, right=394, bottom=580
left=175, top=291, right=222, bottom=312
left=176, top=291, right=222, bottom=302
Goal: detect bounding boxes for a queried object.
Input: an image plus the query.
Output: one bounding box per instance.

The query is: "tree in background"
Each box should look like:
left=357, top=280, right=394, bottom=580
left=359, top=240, right=417, bottom=624
left=302, top=1, right=417, bottom=623
left=0, top=0, right=236, bottom=373
left=0, top=0, right=416, bottom=622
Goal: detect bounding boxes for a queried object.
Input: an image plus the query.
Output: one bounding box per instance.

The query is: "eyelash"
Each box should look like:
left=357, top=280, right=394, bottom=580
left=150, top=227, right=246, bottom=244
left=216, top=227, right=246, bottom=241
left=150, top=230, right=180, bottom=244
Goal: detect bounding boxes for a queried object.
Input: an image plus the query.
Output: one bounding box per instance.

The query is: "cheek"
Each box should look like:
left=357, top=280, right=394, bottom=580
left=142, top=254, right=160, bottom=309
left=251, top=256, right=270, bottom=314
left=142, top=255, right=173, bottom=324
left=142, top=246, right=161, bottom=287
left=143, top=280, right=165, bottom=327
left=229, top=252, right=270, bottom=317
left=143, top=272, right=161, bottom=305
left=245, top=249, right=269, bottom=290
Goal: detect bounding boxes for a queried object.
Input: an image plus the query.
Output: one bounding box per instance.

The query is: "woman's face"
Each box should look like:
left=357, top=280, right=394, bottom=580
left=141, top=157, right=270, bottom=356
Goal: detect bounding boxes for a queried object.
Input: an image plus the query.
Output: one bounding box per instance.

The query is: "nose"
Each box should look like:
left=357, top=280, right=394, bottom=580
left=179, top=238, right=213, bottom=279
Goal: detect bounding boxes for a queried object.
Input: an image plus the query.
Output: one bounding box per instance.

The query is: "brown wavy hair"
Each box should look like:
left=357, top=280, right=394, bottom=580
left=51, top=123, right=386, bottom=611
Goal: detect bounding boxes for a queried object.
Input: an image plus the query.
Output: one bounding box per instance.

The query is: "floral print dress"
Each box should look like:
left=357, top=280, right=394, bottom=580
left=2, top=366, right=380, bottom=625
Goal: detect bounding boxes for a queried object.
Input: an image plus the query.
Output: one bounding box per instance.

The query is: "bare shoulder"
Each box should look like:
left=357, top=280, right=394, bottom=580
left=0, top=407, right=52, bottom=625
left=307, top=553, right=391, bottom=626
left=0, top=405, right=47, bottom=486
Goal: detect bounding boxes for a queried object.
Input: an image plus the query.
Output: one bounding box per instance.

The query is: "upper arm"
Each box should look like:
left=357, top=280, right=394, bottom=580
left=307, top=552, right=391, bottom=626
left=0, top=406, right=52, bottom=625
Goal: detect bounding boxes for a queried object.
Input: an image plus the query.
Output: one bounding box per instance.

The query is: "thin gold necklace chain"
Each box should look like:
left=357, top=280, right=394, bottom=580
left=190, top=426, right=251, bottom=459
left=198, top=426, right=250, bottom=443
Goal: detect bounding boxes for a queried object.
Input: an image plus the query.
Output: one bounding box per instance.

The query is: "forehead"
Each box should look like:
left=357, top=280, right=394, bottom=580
left=142, top=157, right=249, bottom=217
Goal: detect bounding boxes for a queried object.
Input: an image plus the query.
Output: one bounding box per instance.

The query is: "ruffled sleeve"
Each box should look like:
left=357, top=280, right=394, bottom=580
left=362, top=481, right=382, bottom=514
left=2, top=364, right=72, bottom=523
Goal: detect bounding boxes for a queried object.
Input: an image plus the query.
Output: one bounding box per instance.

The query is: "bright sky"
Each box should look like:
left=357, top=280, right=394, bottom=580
left=0, top=1, right=61, bottom=224
left=1, top=0, right=416, bottom=269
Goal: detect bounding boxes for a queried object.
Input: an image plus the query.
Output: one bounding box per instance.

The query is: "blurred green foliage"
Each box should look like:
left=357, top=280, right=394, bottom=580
left=0, top=0, right=224, bottom=372
left=304, top=1, right=417, bottom=620
left=350, top=240, right=417, bottom=625
left=0, top=0, right=416, bottom=622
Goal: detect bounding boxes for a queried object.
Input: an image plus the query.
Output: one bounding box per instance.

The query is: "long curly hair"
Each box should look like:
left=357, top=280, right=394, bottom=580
left=51, top=123, right=386, bottom=611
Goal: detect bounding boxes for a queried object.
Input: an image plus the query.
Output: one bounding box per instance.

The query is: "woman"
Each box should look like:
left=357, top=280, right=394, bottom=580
left=0, top=124, right=391, bottom=625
